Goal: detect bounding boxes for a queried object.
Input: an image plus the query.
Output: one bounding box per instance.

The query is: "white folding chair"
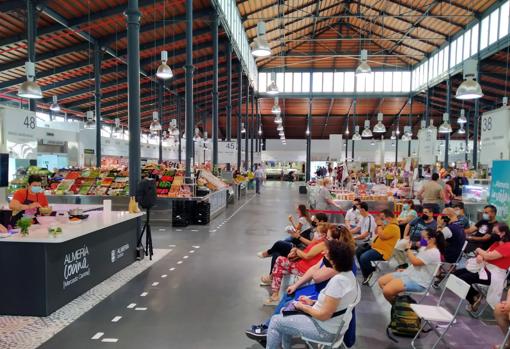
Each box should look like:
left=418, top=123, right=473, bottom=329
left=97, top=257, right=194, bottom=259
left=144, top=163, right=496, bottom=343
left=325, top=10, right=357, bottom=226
left=471, top=267, right=510, bottom=318
left=410, top=274, right=470, bottom=349
left=400, top=263, right=442, bottom=303
left=301, top=283, right=361, bottom=349
left=433, top=240, right=468, bottom=289
left=368, top=256, right=398, bottom=287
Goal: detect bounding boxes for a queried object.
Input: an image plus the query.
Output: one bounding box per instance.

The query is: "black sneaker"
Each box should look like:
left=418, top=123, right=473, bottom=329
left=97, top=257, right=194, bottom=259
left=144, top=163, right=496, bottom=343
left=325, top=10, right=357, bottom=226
left=245, top=324, right=268, bottom=342
left=361, top=273, right=373, bottom=286
left=397, top=263, right=409, bottom=269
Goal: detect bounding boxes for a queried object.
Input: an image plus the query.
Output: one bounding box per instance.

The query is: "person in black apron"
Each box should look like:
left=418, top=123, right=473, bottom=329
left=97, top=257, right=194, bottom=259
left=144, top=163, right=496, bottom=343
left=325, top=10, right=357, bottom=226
left=9, top=174, right=47, bottom=225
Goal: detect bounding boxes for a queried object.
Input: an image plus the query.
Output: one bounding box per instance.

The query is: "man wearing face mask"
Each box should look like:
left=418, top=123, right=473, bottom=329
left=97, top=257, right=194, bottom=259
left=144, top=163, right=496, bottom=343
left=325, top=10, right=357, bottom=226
left=465, top=204, right=499, bottom=252
left=452, top=202, right=470, bottom=232
left=438, top=208, right=465, bottom=264
left=345, top=198, right=362, bottom=232
left=10, top=175, right=49, bottom=222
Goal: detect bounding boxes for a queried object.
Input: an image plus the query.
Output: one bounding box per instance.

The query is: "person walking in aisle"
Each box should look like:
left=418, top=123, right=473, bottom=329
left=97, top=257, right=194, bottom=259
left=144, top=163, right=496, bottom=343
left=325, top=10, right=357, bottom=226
left=254, top=165, right=264, bottom=195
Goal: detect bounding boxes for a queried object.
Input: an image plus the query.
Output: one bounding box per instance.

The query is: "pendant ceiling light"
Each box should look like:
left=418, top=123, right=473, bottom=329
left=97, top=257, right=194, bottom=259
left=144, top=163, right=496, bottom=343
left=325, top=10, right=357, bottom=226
left=274, top=115, right=283, bottom=124
left=18, top=62, right=43, bottom=99
left=456, top=59, right=483, bottom=100
left=370, top=139, right=376, bottom=146
left=277, top=124, right=284, bottom=131
left=390, top=131, right=396, bottom=140
left=251, top=22, right=271, bottom=57
left=420, top=120, right=426, bottom=129
left=272, top=99, right=281, bottom=114
left=84, top=111, right=95, bottom=129
left=352, top=125, right=362, bottom=140
left=267, top=80, right=279, bottom=95
left=344, top=125, right=350, bottom=135
left=361, top=120, right=373, bottom=138
left=156, top=51, right=173, bottom=80
left=278, top=129, right=284, bottom=136
left=241, top=123, right=246, bottom=134
left=457, top=109, right=467, bottom=124
left=438, top=113, right=452, bottom=133
left=49, top=95, right=60, bottom=112
left=396, top=126, right=400, bottom=135
left=305, top=126, right=310, bottom=136
left=427, top=120, right=435, bottom=134
left=355, top=49, right=371, bottom=76
left=373, top=112, right=386, bottom=133
left=169, top=118, right=180, bottom=137
left=150, top=111, right=162, bottom=133
left=258, top=124, right=262, bottom=135
left=113, top=117, right=122, bottom=134
left=401, top=126, right=411, bottom=141
left=458, top=124, right=466, bottom=134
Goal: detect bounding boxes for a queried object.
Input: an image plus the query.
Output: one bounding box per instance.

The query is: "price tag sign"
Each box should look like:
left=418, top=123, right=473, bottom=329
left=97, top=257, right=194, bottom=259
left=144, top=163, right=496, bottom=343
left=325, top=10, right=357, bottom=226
left=480, top=107, right=510, bottom=166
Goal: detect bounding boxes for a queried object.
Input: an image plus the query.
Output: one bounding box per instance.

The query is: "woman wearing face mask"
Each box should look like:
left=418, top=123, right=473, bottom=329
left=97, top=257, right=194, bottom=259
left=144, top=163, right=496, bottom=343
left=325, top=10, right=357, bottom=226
left=378, top=228, right=444, bottom=303
left=10, top=175, right=49, bottom=222
left=397, top=200, right=418, bottom=237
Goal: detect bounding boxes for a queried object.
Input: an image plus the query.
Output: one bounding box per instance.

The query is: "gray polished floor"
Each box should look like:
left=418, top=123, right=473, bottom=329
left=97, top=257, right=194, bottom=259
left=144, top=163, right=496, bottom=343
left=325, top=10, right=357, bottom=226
left=37, top=182, right=503, bottom=349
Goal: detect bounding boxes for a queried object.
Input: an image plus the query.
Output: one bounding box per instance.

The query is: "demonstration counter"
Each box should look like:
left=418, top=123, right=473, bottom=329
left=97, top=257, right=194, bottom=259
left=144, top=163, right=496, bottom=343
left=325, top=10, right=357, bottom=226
left=46, top=188, right=228, bottom=224
left=0, top=210, right=143, bottom=316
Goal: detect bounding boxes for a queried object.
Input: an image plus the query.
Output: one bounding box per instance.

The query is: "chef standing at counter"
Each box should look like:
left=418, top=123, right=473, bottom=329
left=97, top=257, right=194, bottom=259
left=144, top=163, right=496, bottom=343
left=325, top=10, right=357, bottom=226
left=9, top=175, right=49, bottom=220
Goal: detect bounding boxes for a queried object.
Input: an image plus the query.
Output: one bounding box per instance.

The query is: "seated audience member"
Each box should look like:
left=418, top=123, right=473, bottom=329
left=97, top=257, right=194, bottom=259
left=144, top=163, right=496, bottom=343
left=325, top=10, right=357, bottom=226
left=356, top=209, right=400, bottom=285
left=265, top=241, right=358, bottom=349
left=288, top=204, right=313, bottom=238
left=438, top=208, right=466, bottom=264
left=494, top=291, right=510, bottom=349
left=262, top=223, right=338, bottom=305
left=258, top=213, right=328, bottom=280
left=397, top=199, right=418, bottom=227
left=442, top=179, right=455, bottom=207
left=465, top=204, right=499, bottom=253
left=453, top=201, right=471, bottom=232
left=345, top=198, right=362, bottom=232
left=378, top=228, right=444, bottom=303
left=393, top=207, right=437, bottom=266
left=352, top=202, right=376, bottom=245
left=0, top=224, right=6, bottom=233
left=455, top=223, right=510, bottom=313
left=245, top=226, right=355, bottom=343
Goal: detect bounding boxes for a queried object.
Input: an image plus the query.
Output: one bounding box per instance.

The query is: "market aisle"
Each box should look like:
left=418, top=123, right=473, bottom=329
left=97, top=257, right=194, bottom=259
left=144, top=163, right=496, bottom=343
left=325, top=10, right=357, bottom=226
left=37, top=181, right=298, bottom=349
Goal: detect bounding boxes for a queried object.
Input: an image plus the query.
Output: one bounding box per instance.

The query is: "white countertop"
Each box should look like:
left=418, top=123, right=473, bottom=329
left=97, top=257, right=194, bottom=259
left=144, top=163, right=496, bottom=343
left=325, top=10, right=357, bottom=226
left=0, top=211, right=144, bottom=244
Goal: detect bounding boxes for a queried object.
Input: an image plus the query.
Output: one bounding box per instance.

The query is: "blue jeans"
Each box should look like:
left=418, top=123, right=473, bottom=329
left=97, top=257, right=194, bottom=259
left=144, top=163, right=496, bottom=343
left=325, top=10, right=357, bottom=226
left=358, top=248, right=383, bottom=278
left=255, top=178, right=261, bottom=193
left=267, top=314, right=335, bottom=349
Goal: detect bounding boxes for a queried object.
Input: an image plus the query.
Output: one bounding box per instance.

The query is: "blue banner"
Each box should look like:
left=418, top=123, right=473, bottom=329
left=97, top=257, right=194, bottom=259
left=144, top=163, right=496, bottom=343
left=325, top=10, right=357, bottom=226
left=489, top=160, right=510, bottom=221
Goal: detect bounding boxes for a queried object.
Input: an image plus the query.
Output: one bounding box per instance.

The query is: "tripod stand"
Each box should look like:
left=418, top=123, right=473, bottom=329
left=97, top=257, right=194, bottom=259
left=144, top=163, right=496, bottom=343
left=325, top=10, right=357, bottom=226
left=137, top=208, right=153, bottom=261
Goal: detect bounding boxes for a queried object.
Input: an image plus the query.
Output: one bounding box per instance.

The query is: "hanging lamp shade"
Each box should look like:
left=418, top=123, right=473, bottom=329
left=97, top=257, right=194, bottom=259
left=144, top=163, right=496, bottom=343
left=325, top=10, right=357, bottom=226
left=390, top=131, right=396, bottom=140
left=49, top=95, right=60, bottom=112
left=156, top=51, right=173, bottom=80
left=344, top=125, right=350, bottom=135
left=276, top=124, right=284, bottom=131
left=18, top=62, right=43, bottom=99
left=458, top=125, right=466, bottom=134
left=427, top=120, right=435, bottom=133
left=271, top=103, right=281, bottom=115
left=352, top=125, right=362, bottom=140
left=438, top=113, right=452, bottom=133
left=149, top=111, right=162, bottom=133
left=251, top=22, right=271, bottom=57
left=84, top=111, right=95, bottom=129
left=305, top=127, right=310, bottom=136
left=373, top=112, right=386, bottom=133
left=405, top=125, right=413, bottom=137
left=370, top=139, right=376, bottom=146
left=267, top=80, right=279, bottom=95
left=241, top=123, right=246, bottom=134
left=258, top=125, right=262, bottom=135
left=361, top=120, right=373, bottom=138
left=457, top=109, right=467, bottom=124
left=355, top=49, right=372, bottom=76
left=113, top=117, right=122, bottom=133
left=456, top=59, right=483, bottom=100
left=274, top=115, right=283, bottom=124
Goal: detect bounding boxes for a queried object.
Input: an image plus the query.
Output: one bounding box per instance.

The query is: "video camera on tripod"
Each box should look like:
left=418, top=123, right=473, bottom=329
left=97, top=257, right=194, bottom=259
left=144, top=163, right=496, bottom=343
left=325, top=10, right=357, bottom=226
left=135, top=178, right=157, bottom=260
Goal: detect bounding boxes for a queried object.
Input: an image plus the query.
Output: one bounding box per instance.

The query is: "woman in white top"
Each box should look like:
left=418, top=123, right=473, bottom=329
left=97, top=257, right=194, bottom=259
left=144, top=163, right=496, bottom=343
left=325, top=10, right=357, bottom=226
left=378, top=228, right=445, bottom=303
left=266, top=240, right=359, bottom=349
left=288, top=204, right=312, bottom=236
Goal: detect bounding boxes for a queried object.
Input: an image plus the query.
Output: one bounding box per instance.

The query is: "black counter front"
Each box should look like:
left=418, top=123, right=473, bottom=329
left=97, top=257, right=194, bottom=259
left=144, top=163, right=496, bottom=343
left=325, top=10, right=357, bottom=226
left=0, top=212, right=142, bottom=316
